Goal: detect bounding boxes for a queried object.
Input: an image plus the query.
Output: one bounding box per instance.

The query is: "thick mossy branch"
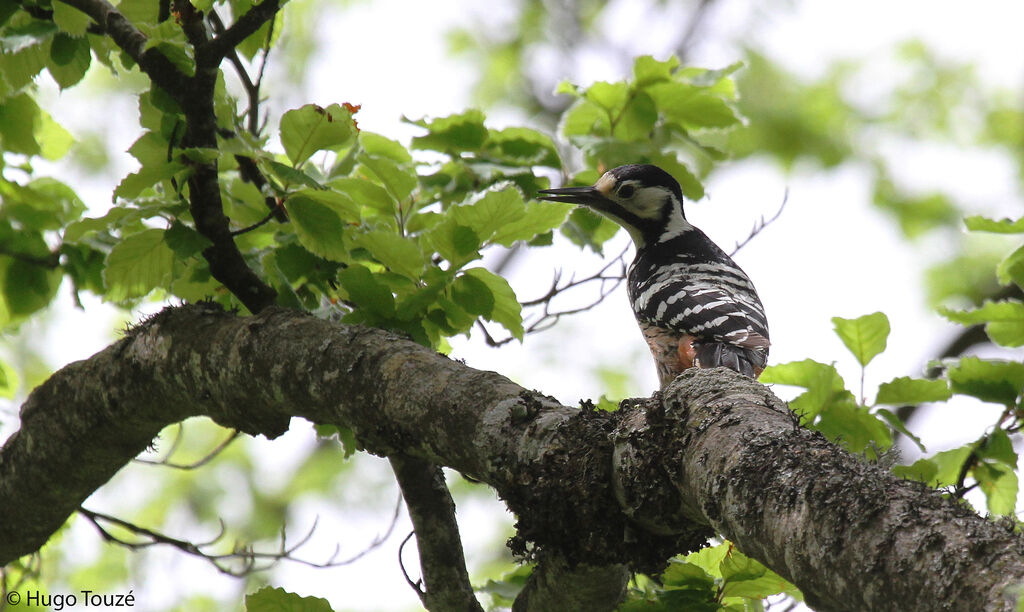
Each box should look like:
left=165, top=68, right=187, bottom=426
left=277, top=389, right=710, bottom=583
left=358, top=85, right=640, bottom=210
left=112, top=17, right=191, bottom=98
left=1, top=304, right=1023, bottom=611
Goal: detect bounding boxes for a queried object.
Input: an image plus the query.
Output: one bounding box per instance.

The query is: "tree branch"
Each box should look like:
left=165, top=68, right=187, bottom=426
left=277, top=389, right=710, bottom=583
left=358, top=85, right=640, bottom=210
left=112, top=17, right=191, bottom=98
left=389, top=455, right=483, bottom=612
left=204, top=0, right=281, bottom=61
left=54, top=0, right=278, bottom=313
left=2, top=304, right=1024, bottom=610
left=55, top=0, right=190, bottom=94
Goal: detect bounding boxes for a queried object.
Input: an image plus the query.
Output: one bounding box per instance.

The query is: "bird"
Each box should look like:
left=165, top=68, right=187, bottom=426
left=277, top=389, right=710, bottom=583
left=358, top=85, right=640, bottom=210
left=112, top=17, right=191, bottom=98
left=537, top=164, right=769, bottom=387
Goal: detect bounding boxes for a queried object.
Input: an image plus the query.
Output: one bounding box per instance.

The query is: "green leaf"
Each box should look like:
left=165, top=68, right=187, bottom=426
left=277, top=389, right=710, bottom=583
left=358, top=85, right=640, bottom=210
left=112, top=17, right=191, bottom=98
left=975, top=462, right=1017, bottom=516
left=586, top=81, right=629, bottom=112
left=719, top=549, right=794, bottom=600
left=245, top=586, right=335, bottom=612
left=357, top=153, right=417, bottom=202
left=410, top=109, right=489, bottom=152
left=0, top=358, right=18, bottom=399
left=997, top=244, right=1024, bottom=288
left=964, top=215, right=1024, bottom=234
left=560, top=99, right=611, bottom=137
left=451, top=272, right=494, bottom=317
left=1, top=258, right=61, bottom=317
left=450, top=184, right=526, bottom=244
left=103, top=228, right=175, bottom=302
left=661, top=560, right=715, bottom=590
left=52, top=2, right=92, bottom=36
left=330, top=177, right=395, bottom=214
left=893, top=446, right=971, bottom=487
left=47, top=33, right=90, bottom=89
left=0, top=21, right=56, bottom=54
left=462, top=268, right=522, bottom=340
left=352, top=230, right=425, bottom=280
left=288, top=189, right=360, bottom=223
left=164, top=221, right=212, bottom=258
left=632, top=55, right=680, bottom=86
left=279, top=103, right=357, bottom=166
left=336, top=264, right=395, bottom=318
left=313, top=424, right=359, bottom=458
left=814, top=397, right=892, bottom=455
left=560, top=206, right=620, bottom=252
left=683, top=542, right=731, bottom=577
left=875, top=377, right=952, bottom=405
left=263, top=159, right=324, bottom=190
left=876, top=408, right=925, bottom=452
left=832, top=312, right=890, bottom=367
left=421, top=218, right=481, bottom=267
left=977, top=429, right=1017, bottom=466
left=284, top=196, right=350, bottom=262
left=759, top=359, right=848, bottom=419
left=940, top=300, right=1024, bottom=347
left=648, top=81, right=741, bottom=129
left=358, top=132, right=412, bottom=163
left=613, top=90, right=658, bottom=140
left=946, top=356, right=1024, bottom=406
left=2, top=177, right=86, bottom=231
left=484, top=127, right=560, bottom=167
left=0, top=94, right=41, bottom=156
left=491, top=200, right=572, bottom=246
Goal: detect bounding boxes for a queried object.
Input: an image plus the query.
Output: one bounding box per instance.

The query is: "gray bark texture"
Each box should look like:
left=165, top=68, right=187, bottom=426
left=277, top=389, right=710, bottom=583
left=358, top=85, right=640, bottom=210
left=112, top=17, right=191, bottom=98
left=2, top=304, right=1024, bottom=611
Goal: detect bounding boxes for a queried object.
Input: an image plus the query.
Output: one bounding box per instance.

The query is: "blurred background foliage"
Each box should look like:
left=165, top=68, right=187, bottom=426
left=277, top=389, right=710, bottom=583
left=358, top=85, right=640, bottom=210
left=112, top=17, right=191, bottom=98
left=2, top=0, right=1024, bottom=610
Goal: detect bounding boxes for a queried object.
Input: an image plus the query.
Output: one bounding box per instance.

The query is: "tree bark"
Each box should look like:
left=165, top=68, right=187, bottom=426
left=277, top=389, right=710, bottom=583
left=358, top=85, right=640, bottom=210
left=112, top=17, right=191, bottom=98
left=1, top=304, right=1023, bottom=611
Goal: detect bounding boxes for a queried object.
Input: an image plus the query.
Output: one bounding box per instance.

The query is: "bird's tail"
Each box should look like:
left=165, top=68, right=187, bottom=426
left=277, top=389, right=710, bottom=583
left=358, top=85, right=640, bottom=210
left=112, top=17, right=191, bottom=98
left=694, top=342, right=767, bottom=378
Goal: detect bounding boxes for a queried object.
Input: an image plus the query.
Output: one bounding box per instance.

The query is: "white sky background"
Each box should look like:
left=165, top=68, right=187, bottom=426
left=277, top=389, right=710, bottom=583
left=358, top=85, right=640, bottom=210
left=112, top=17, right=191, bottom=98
left=5, top=0, right=1024, bottom=610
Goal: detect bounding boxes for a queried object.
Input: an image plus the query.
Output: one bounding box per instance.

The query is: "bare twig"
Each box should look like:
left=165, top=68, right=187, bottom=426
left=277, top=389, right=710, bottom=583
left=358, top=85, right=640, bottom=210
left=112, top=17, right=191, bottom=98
left=521, top=244, right=629, bottom=307
left=398, top=531, right=424, bottom=596
left=77, top=495, right=401, bottom=577
left=134, top=429, right=240, bottom=470
left=231, top=207, right=284, bottom=236
left=674, top=0, right=716, bottom=62
left=730, top=189, right=788, bottom=256
left=480, top=245, right=629, bottom=348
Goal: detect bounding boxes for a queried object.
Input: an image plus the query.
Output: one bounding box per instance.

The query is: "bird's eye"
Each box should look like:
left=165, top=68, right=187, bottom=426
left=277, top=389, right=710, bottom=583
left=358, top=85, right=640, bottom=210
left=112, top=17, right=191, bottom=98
left=617, top=184, right=635, bottom=198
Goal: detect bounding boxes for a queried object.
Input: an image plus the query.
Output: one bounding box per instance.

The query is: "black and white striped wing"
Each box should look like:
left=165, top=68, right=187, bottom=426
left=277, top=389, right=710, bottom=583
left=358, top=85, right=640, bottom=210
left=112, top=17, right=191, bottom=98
left=629, top=262, right=770, bottom=350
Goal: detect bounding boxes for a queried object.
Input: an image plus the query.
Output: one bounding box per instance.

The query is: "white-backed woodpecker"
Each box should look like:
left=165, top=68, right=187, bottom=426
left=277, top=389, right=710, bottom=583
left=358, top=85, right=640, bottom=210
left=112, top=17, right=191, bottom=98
left=538, top=164, right=769, bottom=387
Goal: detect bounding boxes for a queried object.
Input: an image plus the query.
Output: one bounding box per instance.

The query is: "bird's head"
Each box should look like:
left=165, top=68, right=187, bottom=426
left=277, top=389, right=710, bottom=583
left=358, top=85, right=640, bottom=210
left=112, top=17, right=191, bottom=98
left=537, top=164, right=690, bottom=248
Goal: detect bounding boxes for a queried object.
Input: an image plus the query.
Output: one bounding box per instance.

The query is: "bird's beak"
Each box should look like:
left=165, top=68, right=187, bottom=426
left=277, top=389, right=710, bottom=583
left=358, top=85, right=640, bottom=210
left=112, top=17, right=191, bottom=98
left=536, top=186, right=611, bottom=211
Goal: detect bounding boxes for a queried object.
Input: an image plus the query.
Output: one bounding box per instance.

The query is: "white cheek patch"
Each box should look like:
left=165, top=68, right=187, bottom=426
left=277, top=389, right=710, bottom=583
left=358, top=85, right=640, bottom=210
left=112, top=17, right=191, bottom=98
left=630, top=187, right=668, bottom=219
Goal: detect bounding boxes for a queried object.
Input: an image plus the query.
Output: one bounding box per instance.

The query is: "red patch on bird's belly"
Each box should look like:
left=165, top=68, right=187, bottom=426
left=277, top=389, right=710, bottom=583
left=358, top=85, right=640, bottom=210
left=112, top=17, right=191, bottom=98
left=676, top=335, right=696, bottom=369
left=640, top=325, right=696, bottom=386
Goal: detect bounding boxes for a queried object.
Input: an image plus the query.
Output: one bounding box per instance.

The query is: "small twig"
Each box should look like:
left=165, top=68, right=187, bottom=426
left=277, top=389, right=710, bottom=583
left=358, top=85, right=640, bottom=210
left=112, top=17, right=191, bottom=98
left=208, top=10, right=264, bottom=137
left=205, top=0, right=281, bottom=61
left=231, top=207, right=283, bottom=236
left=952, top=411, right=1012, bottom=499
left=674, top=0, right=716, bottom=61
left=480, top=245, right=629, bottom=347
left=134, top=429, right=240, bottom=469
left=77, top=496, right=402, bottom=577
left=481, top=246, right=628, bottom=347
left=520, top=243, right=629, bottom=307
left=398, top=531, right=425, bottom=596
left=730, top=189, right=788, bottom=256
